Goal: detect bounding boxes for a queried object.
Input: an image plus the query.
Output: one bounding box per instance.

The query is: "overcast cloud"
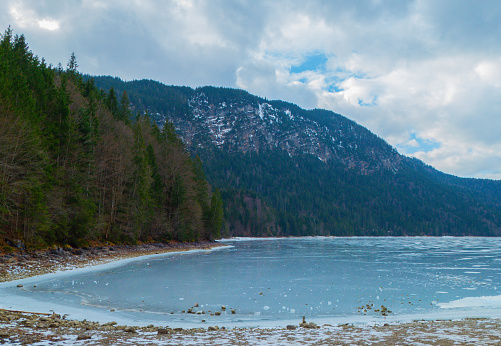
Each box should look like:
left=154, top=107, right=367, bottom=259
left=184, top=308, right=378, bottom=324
left=1, top=0, right=501, bottom=179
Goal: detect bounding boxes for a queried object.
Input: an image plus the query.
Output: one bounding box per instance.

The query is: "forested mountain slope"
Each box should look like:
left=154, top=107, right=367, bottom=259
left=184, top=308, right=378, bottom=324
left=0, top=29, right=222, bottom=252
left=89, top=77, right=501, bottom=237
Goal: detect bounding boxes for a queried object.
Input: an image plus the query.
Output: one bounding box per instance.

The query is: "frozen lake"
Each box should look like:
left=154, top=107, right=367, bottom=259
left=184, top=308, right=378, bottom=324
left=2, top=237, right=501, bottom=327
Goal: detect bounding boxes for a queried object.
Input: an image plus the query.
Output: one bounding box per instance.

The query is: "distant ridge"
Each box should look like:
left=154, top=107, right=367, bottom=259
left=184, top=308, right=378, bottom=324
left=89, top=76, right=501, bottom=237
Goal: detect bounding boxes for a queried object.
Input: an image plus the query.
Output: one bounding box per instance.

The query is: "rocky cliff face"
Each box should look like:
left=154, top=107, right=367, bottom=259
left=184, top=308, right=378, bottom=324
left=169, top=90, right=401, bottom=174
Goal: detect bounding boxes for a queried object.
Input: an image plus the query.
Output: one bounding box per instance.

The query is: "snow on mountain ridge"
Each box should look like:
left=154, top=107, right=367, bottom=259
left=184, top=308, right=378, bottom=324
left=169, top=92, right=401, bottom=174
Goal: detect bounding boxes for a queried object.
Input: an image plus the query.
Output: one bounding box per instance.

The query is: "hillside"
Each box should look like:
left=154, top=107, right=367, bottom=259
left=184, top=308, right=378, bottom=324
left=88, top=78, right=501, bottom=237
left=0, top=29, right=222, bottom=252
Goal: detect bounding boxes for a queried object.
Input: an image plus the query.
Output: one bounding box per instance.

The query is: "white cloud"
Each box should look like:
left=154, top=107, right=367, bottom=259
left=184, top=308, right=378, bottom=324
left=9, top=5, right=36, bottom=28
left=38, top=19, right=59, bottom=31
left=407, top=139, right=420, bottom=148
left=475, top=61, right=501, bottom=87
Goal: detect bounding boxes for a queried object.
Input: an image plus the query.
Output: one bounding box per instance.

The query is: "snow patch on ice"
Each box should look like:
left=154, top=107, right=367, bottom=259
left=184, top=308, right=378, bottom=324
left=439, top=294, right=501, bottom=309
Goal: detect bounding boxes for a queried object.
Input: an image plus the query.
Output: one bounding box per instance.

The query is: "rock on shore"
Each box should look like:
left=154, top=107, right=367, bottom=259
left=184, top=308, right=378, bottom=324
left=1, top=309, right=501, bottom=345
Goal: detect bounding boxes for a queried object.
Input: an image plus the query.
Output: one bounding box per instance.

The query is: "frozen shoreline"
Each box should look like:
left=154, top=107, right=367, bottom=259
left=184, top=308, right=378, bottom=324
left=2, top=307, right=501, bottom=345
left=2, top=238, right=501, bottom=344
left=0, top=246, right=234, bottom=328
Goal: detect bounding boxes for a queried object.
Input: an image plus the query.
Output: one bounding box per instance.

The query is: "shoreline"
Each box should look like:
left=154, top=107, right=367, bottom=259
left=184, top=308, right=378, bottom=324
left=0, top=241, right=224, bottom=283
left=2, top=241, right=501, bottom=344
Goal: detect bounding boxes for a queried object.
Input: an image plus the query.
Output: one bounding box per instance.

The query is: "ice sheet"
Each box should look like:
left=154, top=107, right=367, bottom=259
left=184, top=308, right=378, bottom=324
left=2, top=237, right=501, bottom=328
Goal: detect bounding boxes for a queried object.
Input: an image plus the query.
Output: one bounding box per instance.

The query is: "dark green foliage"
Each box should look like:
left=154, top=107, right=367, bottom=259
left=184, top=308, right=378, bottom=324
left=83, top=76, right=193, bottom=126
left=66, top=52, right=78, bottom=74
left=196, top=147, right=501, bottom=237
left=0, top=28, right=219, bottom=249
left=105, top=87, right=119, bottom=118
left=208, top=188, right=224, bottom=239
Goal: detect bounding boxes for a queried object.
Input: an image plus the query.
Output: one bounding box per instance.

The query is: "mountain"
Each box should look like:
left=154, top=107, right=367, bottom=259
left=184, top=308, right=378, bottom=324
left=88, top=76, right=501, bottom=237
left=0, top=28, right=222, bottom=252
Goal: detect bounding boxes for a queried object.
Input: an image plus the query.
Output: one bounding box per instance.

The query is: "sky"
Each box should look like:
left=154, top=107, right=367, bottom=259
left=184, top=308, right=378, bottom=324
left=1, top=0, right=501, bottom=179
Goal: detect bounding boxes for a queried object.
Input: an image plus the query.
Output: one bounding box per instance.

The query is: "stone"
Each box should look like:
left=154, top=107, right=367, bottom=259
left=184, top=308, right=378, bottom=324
left=215, top=311, right=221, bottom=316
left=231, top=309, right=236, bottom=314
left=157, top=328, right=171, bottom=335
left=286, top=325, right=297, bottom=330
left=124, top=326, right=136, bottom=333
left=16, top=284, right=23, bottom=288
left=77, top=334, right=91, bottom=340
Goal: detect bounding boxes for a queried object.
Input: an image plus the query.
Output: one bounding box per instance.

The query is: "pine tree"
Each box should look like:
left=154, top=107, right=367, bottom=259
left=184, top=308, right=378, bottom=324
left=209, top=188, right=224, bottom=239
left=118, top=90, right=131, bottom=123
left=66, top=52, right=78, bottom=74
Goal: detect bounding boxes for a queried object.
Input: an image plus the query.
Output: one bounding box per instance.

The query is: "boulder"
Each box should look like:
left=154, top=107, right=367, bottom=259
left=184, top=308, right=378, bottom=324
left=308, top=322, right=319, bottom=329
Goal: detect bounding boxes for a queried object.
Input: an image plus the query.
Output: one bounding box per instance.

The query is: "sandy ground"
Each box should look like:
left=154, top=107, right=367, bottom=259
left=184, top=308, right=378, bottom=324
left=1, top=242, right=501, bottom=345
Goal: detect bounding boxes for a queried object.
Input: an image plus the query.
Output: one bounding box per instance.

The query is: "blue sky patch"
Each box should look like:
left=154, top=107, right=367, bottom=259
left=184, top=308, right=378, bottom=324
left=328, top=84, right=343, bottom=92
left=358, top=95, right=378, bottom=107
left=400, top=133, right=441, bottom=154
left=290, top=52, right=328, bottom=74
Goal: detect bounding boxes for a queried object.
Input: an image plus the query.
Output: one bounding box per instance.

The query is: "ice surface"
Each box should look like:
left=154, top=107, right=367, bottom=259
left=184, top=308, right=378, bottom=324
left=2, top=237, right=501, bottom=328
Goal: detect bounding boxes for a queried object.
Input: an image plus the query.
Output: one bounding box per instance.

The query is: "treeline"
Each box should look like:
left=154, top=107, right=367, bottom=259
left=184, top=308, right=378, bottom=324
left=81, top=76, right=193, bottom=126
left=0, top=28, right=222, bottom=251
